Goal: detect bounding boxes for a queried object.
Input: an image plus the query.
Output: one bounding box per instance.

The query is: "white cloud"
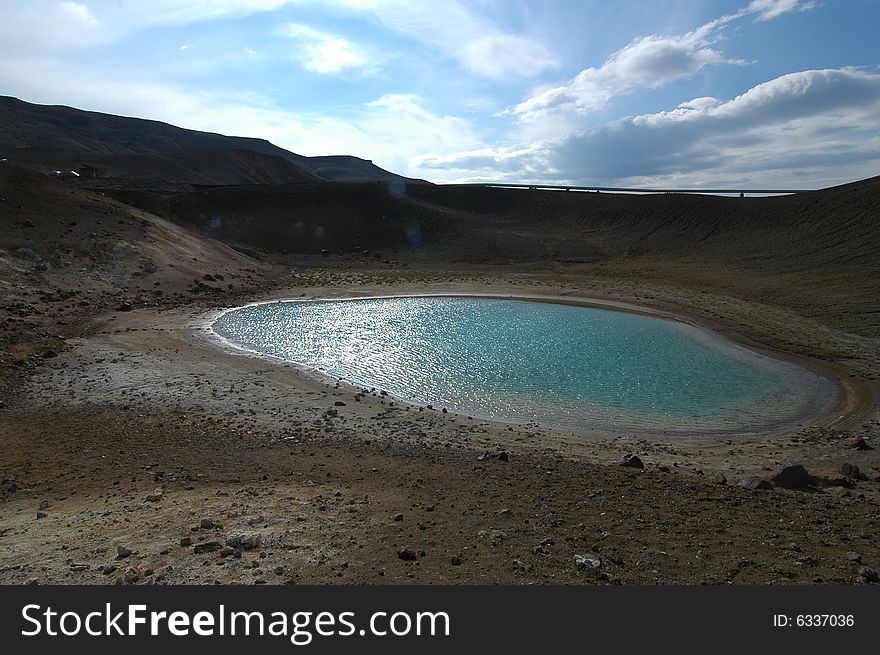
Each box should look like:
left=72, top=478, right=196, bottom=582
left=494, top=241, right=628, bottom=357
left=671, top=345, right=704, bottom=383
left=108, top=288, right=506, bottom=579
left=508, top=18, right=738, bottom=123
left=332, top=0, right=557, bottom=80
left=279, top=23, right=369, bottom=74
left=419, top=69, right=880, bottom=188
left=59, top=1, right=97, bottom=25
left=746, top=0, right=817, bottom=22
left=507, top=0, right=821, bottom=125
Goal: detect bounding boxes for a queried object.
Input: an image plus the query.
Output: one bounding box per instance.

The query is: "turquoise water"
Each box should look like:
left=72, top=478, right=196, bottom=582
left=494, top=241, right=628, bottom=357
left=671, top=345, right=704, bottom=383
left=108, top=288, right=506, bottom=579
left=213, top=296, right=835, bottom=435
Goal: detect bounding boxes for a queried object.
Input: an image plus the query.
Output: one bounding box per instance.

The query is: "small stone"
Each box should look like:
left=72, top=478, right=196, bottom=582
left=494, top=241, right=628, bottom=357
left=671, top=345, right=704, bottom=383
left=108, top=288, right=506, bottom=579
left=116, top=544, right=133, bottom=559
left=397, top=547, right=418, bottom=561
left=489, top=529, right=507, bottom=545
left=575, top=553, right=602, bottom=571
left=35, top=511, right=47, bottom=519
left=619, top=454, right=644, bottom=469
left=846, top=552, right=863, bottom=564
left=334, top=401, right=346, bottom=406
left=180, top=536, right=194, bottom=547
left=145, top=488, right=164, bottom=502
left=193, top=540, right=223, bottom=554
left=124, top=567, right=142, bottom=584
left=477, top=450, right=509, bottom=462
left=450, top=556, right=463, bottom=566
left=226, top=532, right=263, bottom=551
left=856, top=566, right=879, bottom=584
left=737, top=476, right=772, bottom=490
left=392, top=513, right=404, bottom=522
left=200, top=518, right=220, bottom=529
left=117, top=302, right=133, bottom=312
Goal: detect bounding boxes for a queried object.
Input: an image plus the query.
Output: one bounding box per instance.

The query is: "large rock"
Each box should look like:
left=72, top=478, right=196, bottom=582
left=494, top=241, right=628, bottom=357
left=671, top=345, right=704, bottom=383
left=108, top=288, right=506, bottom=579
left=226, top=532, right=263, bottom=551
left=397, top=547, right=417, bottom=561
left=769, top=464, right=813, bottom=489
left=847, top=436, right=870, bottom=450
left=575, top=553, right=602, bottom=571
left=618, top=454, right=644, bottom=469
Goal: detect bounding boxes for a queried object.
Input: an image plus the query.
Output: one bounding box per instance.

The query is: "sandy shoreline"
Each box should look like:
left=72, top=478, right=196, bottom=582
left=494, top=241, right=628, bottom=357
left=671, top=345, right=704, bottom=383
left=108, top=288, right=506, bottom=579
left=19, top=277, right=877, bottom=466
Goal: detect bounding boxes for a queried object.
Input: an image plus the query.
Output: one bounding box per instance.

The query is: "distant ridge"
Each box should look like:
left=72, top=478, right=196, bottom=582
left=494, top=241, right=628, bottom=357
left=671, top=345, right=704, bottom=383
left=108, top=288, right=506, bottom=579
left=0, top=96, right=425, bottom=186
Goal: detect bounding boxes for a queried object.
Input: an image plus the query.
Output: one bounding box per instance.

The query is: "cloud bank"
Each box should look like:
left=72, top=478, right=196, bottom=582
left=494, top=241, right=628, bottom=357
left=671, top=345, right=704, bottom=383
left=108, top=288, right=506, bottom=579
left=417, top=68, right=880, bottom=188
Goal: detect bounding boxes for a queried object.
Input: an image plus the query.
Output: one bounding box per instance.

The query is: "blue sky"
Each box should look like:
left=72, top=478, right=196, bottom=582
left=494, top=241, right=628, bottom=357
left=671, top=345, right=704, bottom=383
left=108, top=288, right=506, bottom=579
left=2, top=0, right=879, bottom=188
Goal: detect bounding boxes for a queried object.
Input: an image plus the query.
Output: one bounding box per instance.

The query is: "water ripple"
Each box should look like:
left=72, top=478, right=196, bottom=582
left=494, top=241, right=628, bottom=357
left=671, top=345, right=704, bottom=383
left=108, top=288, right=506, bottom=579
left=213, top=297, right=836, bottom=436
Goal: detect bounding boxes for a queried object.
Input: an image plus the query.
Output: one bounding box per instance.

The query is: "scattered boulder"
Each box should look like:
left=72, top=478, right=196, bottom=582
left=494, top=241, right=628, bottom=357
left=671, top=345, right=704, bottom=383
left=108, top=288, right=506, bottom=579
left=847, top=436, right=870, bottom=450
left=619, top=454, right=644, bottom=469
left=769, top=464, right=813, bottom=489
left=840, top=463, right=862, bottom=479
left=575, top=553, right=602, bottom=571
left=397, top=547, right=418, bottom=561
left=145, top=488, right=163, bottom=502
left=226, top=532, right=263, bottom=551
left=489, top=530, right=507, bottom=545
left=123, top=567, right=142, bottom=584
left=115, top=544, right=133, bottom=559
left=193, top=540, right=223, bottom=554
left=117, top=301, right=133, bottom=312
left=478, top=450, right=509, bottom=462
left=737, top=476, right=772, bottom=490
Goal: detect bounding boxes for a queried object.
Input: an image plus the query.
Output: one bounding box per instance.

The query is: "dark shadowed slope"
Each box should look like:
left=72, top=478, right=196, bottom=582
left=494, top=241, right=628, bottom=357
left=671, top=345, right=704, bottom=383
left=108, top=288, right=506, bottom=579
left=148, top=175, right=879, bottom=336
left=0, top=165, right=267, bottom=303
left=0, top=96, right=422, bottom=184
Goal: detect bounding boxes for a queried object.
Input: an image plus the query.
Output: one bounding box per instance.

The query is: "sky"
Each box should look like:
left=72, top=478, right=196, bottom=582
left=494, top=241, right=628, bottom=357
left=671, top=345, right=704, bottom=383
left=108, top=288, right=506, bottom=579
left=1, top=0, right=879, bottom=188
